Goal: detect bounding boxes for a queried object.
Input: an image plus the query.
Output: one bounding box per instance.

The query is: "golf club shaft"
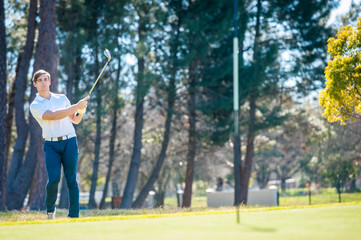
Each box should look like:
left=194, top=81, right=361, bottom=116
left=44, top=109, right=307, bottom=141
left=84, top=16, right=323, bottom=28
left=88, top=59, right=111, bottom=96
left=75, top=59, right=110, bottom=117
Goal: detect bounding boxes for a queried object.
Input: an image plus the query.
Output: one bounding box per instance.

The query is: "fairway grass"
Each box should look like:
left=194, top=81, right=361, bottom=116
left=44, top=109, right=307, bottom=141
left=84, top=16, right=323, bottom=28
left=1, top=203, right=360, bottom=240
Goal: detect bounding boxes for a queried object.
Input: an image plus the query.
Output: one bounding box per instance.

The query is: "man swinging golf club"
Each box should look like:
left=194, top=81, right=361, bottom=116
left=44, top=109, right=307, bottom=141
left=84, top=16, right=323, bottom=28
left=30, top=69, right=89, bottom=219
left=30, top=50, right=111, bottom=219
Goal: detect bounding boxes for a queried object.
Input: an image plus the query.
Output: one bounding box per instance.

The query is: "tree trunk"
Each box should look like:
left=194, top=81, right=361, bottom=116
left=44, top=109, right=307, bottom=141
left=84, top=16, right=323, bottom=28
left=6, top=55, right=22, bottom=161
left=234, top=0, right=248, bottom=206
left=7, top=114, right=39, bottom=210
left=239, top=0, right=261, bottom=205
left=281, top=178, right=286, bottom=192
left=240, top=94, right=256, bottom=204
left=73, top=45, right=82, bottom=102
left=99, top=107, right=116, bottom=209
left=131, top=85, right=175, bottom=208
left=25, top=173, right=36, bottom=209
left=32, top=0, right=58, bottom=89
left=154, top=191, right=165, bottom=208
left=131, top=19, right=181, bottom=208
left=121, top=12, right=147, bottom=209
left=88, top=46, right=101, bottom=209
left=337, top=180, right=342, bottom=203
left=154, top=167, right=172, bottom=208
left=256, top=167, right=271, bottom=189
left=0, top=0, right=7, bottom=211
left=29, top=138, right=46, bottom=210
left=6, top=0, right=37, bottom=210
left=99, top=53, right=121, bottom=210
left=66, top=47, right=74, bottom=102
left=121, top=66, right=145, bottom=208
left=182, top=62, right=197, bottom=208
left=349, top=179, right=356, bottom=193
left=65, top=0, right=75, bottom=103
left=29, top=0, right=58, bottom=211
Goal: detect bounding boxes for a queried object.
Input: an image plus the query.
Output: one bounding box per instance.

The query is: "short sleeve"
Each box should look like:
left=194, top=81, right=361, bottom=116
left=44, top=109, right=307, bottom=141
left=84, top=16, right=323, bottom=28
left=30, top=101, right=48, bottom=122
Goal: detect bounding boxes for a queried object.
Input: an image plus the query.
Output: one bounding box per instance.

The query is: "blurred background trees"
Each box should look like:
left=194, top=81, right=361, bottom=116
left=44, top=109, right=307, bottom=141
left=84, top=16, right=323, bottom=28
left=1, top=0, right=360, bottom=210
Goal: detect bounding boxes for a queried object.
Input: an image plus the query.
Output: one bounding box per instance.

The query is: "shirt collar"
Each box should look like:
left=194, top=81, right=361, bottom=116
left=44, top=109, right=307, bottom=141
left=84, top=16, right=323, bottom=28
left=36, top=92, right=54, bottom=101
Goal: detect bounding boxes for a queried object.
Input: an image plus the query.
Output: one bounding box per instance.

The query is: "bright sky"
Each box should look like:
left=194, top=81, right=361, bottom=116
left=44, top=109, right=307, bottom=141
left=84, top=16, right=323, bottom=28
left=328, top=0, right=361, bottom=25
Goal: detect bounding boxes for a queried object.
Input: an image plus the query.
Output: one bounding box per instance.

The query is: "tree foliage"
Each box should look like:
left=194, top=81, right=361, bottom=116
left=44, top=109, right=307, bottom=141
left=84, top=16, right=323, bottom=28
left=320, top=17, right=361, bottom=124
left=1, top=0, right=350, bottom=211
left=322, top=153, right=358, bottom=201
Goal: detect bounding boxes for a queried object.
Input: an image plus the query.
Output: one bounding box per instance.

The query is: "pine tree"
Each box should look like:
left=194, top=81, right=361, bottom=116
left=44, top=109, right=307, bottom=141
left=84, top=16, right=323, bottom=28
left=0, top=0, right=7, bottom=211
left=28, top=0, right=58, bottom=211
left=131, top=0, right=183, bottom=208
left=121, top=0, right=160, bottom=209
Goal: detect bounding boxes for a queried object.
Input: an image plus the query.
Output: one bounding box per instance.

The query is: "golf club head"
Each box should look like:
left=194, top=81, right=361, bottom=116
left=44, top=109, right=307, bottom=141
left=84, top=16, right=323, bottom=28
left=104, top=49, right=111, bottom=61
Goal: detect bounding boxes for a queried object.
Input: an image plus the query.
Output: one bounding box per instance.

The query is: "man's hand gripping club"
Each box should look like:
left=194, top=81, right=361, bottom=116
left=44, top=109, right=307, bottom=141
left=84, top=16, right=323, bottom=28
left=42, top=95, right=90, bottom=121
left=76, top=95, right=90, bottom=115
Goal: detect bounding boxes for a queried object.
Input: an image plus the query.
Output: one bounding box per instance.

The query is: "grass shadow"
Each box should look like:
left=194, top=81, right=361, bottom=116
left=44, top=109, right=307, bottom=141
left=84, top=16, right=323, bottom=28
left=243, top=223, right=277, bottom=233
left=235, top=206, right=276, bottom=233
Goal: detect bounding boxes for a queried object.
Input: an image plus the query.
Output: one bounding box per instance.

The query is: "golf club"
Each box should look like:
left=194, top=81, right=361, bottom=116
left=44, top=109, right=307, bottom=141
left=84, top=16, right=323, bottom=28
left=76, top=49, right=111, bottom=116
left=88, top=48, right=112, bottom=96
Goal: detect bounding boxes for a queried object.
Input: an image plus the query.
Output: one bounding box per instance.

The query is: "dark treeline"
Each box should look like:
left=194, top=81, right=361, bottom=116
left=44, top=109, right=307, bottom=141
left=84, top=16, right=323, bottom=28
left=0, top=0, right=359, bottom=211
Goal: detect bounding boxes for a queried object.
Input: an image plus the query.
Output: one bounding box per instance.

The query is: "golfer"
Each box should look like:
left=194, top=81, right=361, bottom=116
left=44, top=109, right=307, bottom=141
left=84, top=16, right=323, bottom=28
left=30, top=69, right=89, bottom=219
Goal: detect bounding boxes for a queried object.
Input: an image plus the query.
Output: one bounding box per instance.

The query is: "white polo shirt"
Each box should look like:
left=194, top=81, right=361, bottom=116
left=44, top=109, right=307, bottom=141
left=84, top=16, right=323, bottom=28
left=30, top=92, right=76, bottom=139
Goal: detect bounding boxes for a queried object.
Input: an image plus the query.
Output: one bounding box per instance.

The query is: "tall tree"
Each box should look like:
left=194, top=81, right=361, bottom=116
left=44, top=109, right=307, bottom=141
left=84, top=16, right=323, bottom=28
left=198, top=0, right=336, bottom=204
left=87, top=47, right=101, bottom=209
left=6, top=56, right=21, bottom=162
left=6, top=0, right=38, bottom=210
left=28, top=0, right=58, bottom=211
left=84, top=0, right=118, bottom=209
left=273, top=110, right=311, bottom=191
left=132, top=0, right=182, bottom=208
left=182, top=61, right=197, bottom=207
left=322, top=153, right=358, bottom=202
left=0, top=0, right=7, bottom=211
left=198, top=0, right=249, bottom=206
left=180, top=0, right=234, bottom=207
left=237, top=0, right=337, bottom=204
left=100, top=51, right=123, bottom=209
left=86, top=0, right=102, bottom=209
left=121, top=1, right=156, bottom=209
left=241, top=0, right=264, bottom=204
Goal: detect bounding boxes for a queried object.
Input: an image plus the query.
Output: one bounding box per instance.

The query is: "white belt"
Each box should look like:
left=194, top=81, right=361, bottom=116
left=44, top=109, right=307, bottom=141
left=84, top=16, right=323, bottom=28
left=45, top=133, right=76, bottom=142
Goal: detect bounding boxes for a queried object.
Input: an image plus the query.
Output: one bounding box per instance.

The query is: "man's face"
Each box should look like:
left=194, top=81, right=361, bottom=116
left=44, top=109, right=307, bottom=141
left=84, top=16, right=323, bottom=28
left=33, top=74, right=51, bottom=91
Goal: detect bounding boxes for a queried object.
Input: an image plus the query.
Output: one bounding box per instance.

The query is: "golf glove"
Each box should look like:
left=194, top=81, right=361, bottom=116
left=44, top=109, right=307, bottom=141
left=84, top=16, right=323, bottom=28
left=77, top=108, right=86, bottom=114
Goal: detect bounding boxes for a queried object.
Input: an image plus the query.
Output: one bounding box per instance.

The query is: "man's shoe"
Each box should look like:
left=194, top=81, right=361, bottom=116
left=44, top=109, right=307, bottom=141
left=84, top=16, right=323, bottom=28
left=47, top=208, right=56, bottom=220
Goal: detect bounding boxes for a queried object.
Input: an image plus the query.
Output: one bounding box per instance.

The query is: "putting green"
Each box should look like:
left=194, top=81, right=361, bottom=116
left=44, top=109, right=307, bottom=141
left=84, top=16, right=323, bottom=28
left=1, top=204, right=360, bottom=240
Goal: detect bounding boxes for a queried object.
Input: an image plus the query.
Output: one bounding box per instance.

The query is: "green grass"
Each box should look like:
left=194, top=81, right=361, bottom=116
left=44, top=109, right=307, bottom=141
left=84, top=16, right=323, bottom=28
left=280, top=192, right=361, bottom=205
left=0, top=189, right=360, bottom=239
left=0, top=203, right=360, bottom=240
left=163, top=189, right=361, bottom=208
left=278, top=189, right=361, bottom=206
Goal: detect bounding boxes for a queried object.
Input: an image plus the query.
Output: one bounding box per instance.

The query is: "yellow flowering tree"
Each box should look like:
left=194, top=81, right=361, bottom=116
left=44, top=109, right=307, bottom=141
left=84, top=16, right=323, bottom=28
left=319, top=17, right=361, bottom=125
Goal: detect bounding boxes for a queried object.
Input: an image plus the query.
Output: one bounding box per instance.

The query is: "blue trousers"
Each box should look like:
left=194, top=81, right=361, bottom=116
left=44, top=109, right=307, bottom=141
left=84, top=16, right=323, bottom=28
left=44, top=137, right=79, bottom=218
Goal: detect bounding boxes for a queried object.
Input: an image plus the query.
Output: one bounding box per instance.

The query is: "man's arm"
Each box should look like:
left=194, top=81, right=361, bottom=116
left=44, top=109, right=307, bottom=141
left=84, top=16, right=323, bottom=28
left=42, top=96, right=89, bottom=121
